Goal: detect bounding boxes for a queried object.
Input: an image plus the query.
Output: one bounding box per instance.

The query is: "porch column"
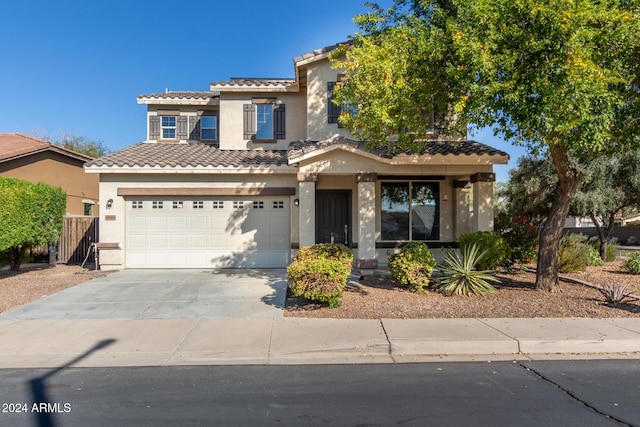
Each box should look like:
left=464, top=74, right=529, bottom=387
left=471, top=173, right=495, bottom=232
left=356, top=172, right=378, bottom=270
left=454, top=180, right=471, bottom=238
left=298, top=173, right=317, bottom=248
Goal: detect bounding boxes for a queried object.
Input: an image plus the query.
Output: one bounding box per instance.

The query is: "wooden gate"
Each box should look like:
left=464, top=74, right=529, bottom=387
left=57, top=217, right=99, bottom=264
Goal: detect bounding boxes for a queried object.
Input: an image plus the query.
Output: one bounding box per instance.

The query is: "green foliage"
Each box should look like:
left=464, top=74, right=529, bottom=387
left=587, top=237, right=617, bottom=263
left=458, top=231, right=509, bottom=270
left=437, top=244, right=500, bottom=297
left=388, top=242, right=436, bottom=292
left=557, top=234, right=590, bottom=273
left=623, top=251, right=640, bottom=275
left=586, top=245, right=605, bottom=267
left=56, top=135, right=110, bottom=158
left=335, top=0, right=640, bottom=290
left=287, top=244, right=354, bottom=308
left=0, top=177, right=66, bottom=270
left=494, top=213, right=539, bottom=266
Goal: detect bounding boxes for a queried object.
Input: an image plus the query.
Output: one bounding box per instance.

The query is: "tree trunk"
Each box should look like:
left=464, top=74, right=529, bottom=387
left=535, top=146, right=582, bottom=291
left=589, top=212, right=607, bottom=261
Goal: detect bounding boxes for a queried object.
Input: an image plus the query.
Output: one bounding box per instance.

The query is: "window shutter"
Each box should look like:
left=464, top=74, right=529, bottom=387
left=243, top=104, right=256, bottom=140
left=149, top=115, right=160, bottom=140
left=327, top=82, right=341, bottom=124
left=189, top=116, right=201, bottom=140
left=177, top=116, right=188, bottom=140
left=274, top=104, right=286, bottom=139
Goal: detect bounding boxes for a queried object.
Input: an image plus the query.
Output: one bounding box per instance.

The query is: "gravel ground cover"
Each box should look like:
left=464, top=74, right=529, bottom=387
left=285, top=260, right=640, bottom=319
left=1, top=260, right=639, bottom=319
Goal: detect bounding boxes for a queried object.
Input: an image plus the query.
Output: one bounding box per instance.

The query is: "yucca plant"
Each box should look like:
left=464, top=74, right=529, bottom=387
left=437, top=244, right=500, bottom=297
left=599, top=281, right=629, bottom=304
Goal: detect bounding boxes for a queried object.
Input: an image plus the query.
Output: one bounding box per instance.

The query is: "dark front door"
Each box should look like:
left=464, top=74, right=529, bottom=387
left=316, top=191, right=351, bottom=246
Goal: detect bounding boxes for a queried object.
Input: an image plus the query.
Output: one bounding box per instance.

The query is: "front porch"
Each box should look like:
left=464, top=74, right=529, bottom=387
left=294, top=170, right=497, bottom=270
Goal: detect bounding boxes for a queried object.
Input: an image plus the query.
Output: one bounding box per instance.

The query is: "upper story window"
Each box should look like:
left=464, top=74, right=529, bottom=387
left=243, top=99, right=285, bottom=142
left=201, top=116, right=218, bottom=141
left=161, top=116, right=177, bottom=139
left=256, top=105, right=273, bottom=140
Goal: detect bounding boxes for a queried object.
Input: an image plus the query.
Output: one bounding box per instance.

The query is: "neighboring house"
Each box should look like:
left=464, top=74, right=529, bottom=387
left=0, top=133, right=99, bottom=216
left=85, top=44, right=508, bottom=271
left=564, top=216, right=595, bottom=228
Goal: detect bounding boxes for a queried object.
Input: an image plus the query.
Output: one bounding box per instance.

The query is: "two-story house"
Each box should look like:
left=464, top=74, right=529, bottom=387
left=85, top=44, right=508, bottom=271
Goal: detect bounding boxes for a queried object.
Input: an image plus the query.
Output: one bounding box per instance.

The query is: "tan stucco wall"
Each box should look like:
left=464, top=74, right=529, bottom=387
left=0, top=152, right=99, bottom=216
left=306, top=59, right=356, bottom=141
left=219, top=93, right=307, bottom=150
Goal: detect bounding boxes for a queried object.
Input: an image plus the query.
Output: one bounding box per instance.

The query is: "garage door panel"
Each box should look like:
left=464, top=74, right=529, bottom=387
left=148, top=217, right=168, bottom=230
left=169, top=216, right=188, bottom=231
left=126, top=196, right=290, bottom=268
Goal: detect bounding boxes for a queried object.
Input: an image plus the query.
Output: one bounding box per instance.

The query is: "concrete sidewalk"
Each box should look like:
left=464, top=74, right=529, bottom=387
left=1, top=317, right=639, bottom=368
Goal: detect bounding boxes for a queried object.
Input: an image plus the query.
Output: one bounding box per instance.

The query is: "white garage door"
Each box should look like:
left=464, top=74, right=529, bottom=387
left=125, top=197, right=290, bottom=268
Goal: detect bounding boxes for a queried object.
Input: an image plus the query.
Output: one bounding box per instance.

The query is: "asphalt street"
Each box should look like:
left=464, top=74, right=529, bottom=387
left=1, top=360, right=638, bottom=426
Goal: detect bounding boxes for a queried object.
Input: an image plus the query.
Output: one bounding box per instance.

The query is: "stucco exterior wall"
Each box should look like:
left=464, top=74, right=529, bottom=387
left=0, top=152, right=99, bottom=216
left=306, top=59, right=356, bottom=141
left=219, top=93, right=307, bottom=150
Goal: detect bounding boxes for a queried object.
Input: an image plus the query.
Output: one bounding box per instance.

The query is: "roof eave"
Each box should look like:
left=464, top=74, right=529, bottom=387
left=289, top=144, right=509, bottom=166
left=84, top=165, right=297, bottom=174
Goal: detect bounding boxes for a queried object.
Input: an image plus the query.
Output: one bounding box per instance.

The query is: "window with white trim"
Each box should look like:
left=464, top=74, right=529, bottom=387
left=201, top=116, right=217, bottom=141
left=233, top=201, right=244, bottom=209
left=252, top=201, right=264, bottom=209
left=273, top=201, right=284, bottom=209
left=212, top=201, right=224, bottom=209
left=132, top=201, right=143, bottom=209
left=172, top=201, right=184, bottom=209
left=161, top=116, right=176, bottom=139
left=193, top=201, right=204, bottom=209
left=152, top=201, right=164, bottom=209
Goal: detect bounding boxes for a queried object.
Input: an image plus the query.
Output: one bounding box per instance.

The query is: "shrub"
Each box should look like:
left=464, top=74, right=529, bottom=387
left=557, top=234, right=590, bottom=273
left=437, top=244, right=500, bottom=296
left=623, top=251, right=640, bottom=275
left=287, top=244, right=354, bottom=308
left=587, top=237, right=618, bottom=263
left=388, top=242, right=436, bottom=292
left=0, top=177, right=66, bottom=270
left=494, top=213, right=539, bottom=266
left=586, top=245, right=605, bottom=267
left=458, top=231, right=509, bottom=270
left=599, top=281, right=629, bottom=304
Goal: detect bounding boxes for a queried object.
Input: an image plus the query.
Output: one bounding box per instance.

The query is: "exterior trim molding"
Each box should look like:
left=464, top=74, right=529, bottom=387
left=470, top=172, right=496, bottom=183
left=297, top=172, right=318, bottom=182
left=356, top=258, right=378, bottom=269
left=356, top=172, right=377, bottom=183
left=117, top=187, right=296, bottom=197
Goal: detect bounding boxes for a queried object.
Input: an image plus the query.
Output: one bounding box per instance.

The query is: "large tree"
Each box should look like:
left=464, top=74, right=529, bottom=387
left=332, top=0, right=640, bottom=291
left=502, top=151, right=640, bottom=260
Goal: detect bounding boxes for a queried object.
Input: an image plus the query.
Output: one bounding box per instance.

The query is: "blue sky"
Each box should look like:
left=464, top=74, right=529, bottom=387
left=1, top=0, right=526, bottom=181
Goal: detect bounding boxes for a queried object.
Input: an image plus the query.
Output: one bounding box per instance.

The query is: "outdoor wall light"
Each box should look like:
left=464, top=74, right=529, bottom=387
left=106, top=198, right=114, bottom=208
left=294, top=198, right=300, bottom=206
left=442, top=194, right=449, bottom=202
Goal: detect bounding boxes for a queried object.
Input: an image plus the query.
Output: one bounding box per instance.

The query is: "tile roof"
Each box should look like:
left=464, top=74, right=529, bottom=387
left=0, top=133, right=93, bottom=162
left=137, top=91, right=219, bottom=101
left=293, top=43, right=344, bottom=64
left=209, top=78, right=295, bottom=89
left=86, top=143, right=290, bottom=169
left=287, top=137, right=509, bottom=161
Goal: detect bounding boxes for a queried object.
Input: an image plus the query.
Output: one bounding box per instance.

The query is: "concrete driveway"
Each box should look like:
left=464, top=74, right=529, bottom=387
left=0, top=269, right=288, bottom=320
